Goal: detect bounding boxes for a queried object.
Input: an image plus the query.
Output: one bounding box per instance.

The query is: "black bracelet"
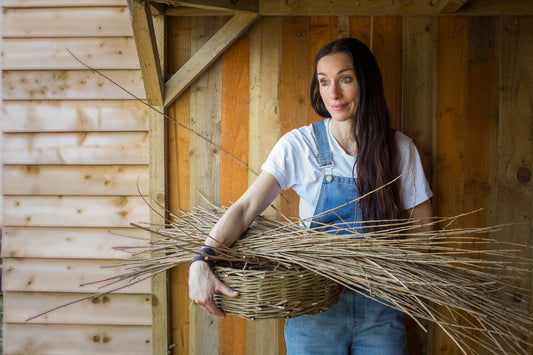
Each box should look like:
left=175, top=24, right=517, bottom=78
left=190, top=246, right=216, bottom=268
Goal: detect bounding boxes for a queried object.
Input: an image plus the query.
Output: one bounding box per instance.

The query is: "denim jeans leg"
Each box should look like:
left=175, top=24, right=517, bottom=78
left=285, top=291, right=352, bottom=355
left=351, top=292, right=407, bottom=355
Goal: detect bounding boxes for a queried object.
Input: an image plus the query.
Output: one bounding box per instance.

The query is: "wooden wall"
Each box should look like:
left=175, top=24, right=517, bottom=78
left=166, top=15, right=533, bottom=355
left=1, top=1, right=154, bottom=354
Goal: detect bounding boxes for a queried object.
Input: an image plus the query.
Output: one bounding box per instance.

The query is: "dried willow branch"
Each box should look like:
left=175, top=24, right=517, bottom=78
left=71, top=203, right=531, bottom=355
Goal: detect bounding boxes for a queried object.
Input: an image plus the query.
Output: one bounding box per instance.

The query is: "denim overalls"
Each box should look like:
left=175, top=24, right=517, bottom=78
left=284, top=120, right=407, bottom=355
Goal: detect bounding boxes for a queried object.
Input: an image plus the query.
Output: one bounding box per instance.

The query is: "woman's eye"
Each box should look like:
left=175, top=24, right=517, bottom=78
left=341, top=76, right=353, bottom=83
left=319, top=79, right=329, bottom=86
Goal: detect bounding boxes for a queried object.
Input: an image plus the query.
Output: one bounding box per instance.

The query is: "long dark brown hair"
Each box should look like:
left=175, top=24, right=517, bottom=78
left=310, top=37, right=401, bottom=225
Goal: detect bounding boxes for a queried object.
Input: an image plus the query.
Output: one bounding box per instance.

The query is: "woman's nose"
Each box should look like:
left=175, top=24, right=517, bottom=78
left=329, top=84, right=341, bottom=98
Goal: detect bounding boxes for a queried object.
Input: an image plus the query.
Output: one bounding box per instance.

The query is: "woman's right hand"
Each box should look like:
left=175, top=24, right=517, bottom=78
left=188, top=260, right=239, bottom=317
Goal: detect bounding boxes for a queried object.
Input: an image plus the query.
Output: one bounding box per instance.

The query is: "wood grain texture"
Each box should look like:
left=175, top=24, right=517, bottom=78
left=219, top=24, right=251, bottom=355
left=166, top=16, right=192, bottom=355
left=247, top=16, right=283, bottom=355
left=3, top=70, right=145, bottom=100
left=2, top=7, right=133, bottom=37
left=279, top=16, right=309, bottom=219
left=3, top=132, right=149, bottom=165
left=3, top=165, right=149, bottom=195
left=3, top=196, right=150, bottom=227
left=372, top=16, right=402, bottom=130
left=2, top=258, right=151, bottom=293
left=3, top=323, right=152, bottom=355
left=2, top=226, right=149, bottom=259
left=5, top=292, right=152, bottom=325
left=188, top=16, right=224, bottom=355
left=401, top=17, right=436, bottom=183
left=3, top=101, right=148, bottom=132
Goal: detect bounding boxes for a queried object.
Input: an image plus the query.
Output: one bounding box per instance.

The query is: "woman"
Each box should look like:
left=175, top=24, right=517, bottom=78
left=189, top=37, right=433, bottom=354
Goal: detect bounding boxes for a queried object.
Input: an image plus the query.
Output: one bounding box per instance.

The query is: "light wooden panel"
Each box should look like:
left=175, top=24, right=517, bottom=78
left=2, top=227, right=149, bottom=259
left=3, top=196, right=150, bottom=227
left=188, top=16, right=224, bottom=355
left=3, top=324, right=152, bottom=355
left=2, top=258, right=150, bottom=293
left=3, top=101, right=149, bottom=132
left=3, top=165, right=149, bottom=195
left=2, top=7, right=133, bottom=37
left=166, top=16, right=192, bottom=355
left=246, top=16, right=283, bottom=355
left=279, top=16, right=309, bottom=219
left=2, top=38, right=140, bottom=70
left=3, top=132, right=149, bottom=165
left=4, top=292, right=152, bottom=325
left=2, top=0, right=125, bottom=6
left=219, top=30, right=250, bottom=355
left=2, top=70, right=145, bottom=100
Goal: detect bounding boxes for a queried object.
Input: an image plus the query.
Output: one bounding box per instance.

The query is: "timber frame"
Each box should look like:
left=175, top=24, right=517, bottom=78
left=125, top=0, right=533, bottom=353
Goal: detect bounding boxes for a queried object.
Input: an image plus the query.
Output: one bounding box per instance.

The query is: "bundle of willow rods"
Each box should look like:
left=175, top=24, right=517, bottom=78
left=107, top=205, right=532, bottom=355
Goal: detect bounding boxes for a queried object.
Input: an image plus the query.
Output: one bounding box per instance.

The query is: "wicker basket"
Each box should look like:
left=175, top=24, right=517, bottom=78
left=213, top=264, right=342, bottom=320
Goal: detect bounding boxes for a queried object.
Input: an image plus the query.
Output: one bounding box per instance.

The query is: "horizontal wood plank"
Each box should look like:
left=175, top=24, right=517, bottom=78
left=3, top=132, right=149, bottom=165
left=3, top=323, right=152, bottom=355
left=3, top=165, right=149, bottom=195
left=2, top=257, right=151, bottom=293
left=2, top=38, right=140, bottom=70
left=3, top=7, right=132, bottom=37
left=2, top=0, right=126, bottom=7
left=3, top=196, right=150, bottom=227
left=2, top=227, right=150, bottom=259
left=4, top=292, right=152, bottom=325
left=2, top=70, right=146, bottom=100
left=3, top=100, right=149, bottom=133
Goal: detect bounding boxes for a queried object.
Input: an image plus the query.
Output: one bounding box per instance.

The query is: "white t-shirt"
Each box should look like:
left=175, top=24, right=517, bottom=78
left=262, top=118, right=432, bottom=223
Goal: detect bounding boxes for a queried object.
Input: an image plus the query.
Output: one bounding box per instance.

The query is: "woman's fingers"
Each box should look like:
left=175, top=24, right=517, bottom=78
left=189, top=261, right=239, bottom=317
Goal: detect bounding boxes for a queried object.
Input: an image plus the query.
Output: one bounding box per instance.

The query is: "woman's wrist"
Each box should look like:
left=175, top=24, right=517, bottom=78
left=190, top=246, right=216, bottom=268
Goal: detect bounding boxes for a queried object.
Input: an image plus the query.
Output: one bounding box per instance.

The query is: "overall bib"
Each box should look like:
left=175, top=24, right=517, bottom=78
left=284, top=120, right=407, bottom=355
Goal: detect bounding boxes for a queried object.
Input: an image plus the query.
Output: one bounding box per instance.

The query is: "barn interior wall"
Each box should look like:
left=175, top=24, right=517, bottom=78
left=166, top=14, right=533, bottom=355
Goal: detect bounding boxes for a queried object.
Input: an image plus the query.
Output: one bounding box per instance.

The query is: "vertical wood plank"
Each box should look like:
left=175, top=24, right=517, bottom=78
left=371, top=16, right=403, bottom=130
left=432, top=16, right=469, bottom=355
left=167, top=16, right=192, bottom=355
left=307, top=16, right=338, bottom=125
left=148, top=9, right=168, bottom=355
left=348, top=16, right=371, bottom=47
left=402, top=17, right=436, bottom=184
left=188, top=16, right=224, bottom=355
left=401, top=17, right=436, bottom=355
left=497, top=16, right=533, bottom=354
left=279, top=16, right=309, bottom=220
left=464, top=16, right=499, bottom=242
left=219, top=30, right=250, bottom=355
left=247, top=16, right=283, bottom=355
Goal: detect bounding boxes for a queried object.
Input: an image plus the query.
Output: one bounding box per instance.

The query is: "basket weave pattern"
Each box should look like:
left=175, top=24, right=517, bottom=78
left=214, top=265, right=343, bottom=320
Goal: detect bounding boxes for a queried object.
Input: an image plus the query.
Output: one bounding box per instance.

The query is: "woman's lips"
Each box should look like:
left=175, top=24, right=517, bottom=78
left=330, top=103, right=346, bottom=111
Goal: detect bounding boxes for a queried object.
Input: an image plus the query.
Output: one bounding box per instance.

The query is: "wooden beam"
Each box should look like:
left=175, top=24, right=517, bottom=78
left=258, top=0, right=533, bottom=15
left=163, top=13, right=258, bottom=107
left=152, top=0, right=258, bottom=13
left=165, top=6, right=238, bottom=16
left=438, top=0, right=469, bottom=13
left=127, top=0, right=164, bottom=105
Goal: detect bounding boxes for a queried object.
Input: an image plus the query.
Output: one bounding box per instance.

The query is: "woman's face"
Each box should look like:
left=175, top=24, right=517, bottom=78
left=316, top=52, right=359, bottom=123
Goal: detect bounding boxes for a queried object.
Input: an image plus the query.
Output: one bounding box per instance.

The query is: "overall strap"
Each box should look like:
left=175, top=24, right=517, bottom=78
left=312, top=120, right=333, bottom=168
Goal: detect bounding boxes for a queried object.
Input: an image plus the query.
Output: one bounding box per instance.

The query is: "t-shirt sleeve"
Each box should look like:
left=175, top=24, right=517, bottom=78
left=261, top=131, right=301, bottom=191
left=397, top=136, right=433, bottom=210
